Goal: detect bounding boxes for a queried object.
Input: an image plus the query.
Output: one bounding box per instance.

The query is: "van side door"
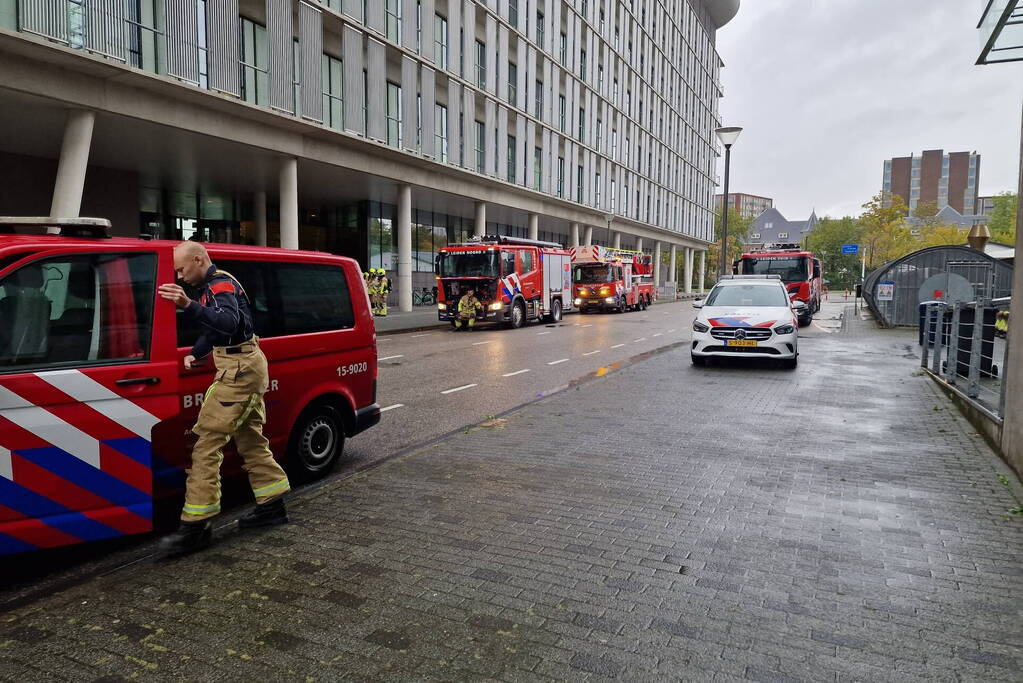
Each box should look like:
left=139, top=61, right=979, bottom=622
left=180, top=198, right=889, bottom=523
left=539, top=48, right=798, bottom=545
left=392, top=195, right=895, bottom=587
left=0, top=248, right=177, bottom=554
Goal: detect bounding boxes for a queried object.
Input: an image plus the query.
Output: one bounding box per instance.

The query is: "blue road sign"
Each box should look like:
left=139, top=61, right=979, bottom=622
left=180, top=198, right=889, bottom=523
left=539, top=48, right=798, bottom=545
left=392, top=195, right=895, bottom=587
left=841, top=244, right=859, bottom=254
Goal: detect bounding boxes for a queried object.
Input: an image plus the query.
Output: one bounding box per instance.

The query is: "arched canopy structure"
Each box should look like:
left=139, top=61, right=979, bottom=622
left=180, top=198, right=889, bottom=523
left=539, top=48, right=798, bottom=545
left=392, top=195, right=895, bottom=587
left=863, top=245, right=1014, bottom=327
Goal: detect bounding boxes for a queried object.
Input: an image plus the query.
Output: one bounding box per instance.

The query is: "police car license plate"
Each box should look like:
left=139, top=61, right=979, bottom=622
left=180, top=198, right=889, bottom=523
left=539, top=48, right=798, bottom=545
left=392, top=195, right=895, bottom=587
left=726, top=339, right=758, bottom=347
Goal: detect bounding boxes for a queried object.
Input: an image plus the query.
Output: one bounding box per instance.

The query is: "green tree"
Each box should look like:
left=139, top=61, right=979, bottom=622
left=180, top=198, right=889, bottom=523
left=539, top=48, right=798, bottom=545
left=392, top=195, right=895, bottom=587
left=804, top=216, right=862, bottom=290
left=988, top=192, right=1017, bottom=245
left=858, top=191, right=915, bottom=269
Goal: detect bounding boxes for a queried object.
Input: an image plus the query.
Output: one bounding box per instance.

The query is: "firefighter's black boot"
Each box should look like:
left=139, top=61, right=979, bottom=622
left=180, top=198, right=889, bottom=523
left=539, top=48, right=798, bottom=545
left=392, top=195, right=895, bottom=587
left=239, top=498, right=289, bottom=529
left=158, top=520, right=212, bottom=557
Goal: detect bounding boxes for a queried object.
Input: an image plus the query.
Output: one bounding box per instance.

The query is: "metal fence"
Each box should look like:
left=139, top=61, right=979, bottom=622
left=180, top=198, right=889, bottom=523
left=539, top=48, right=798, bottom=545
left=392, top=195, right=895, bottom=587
left=920, top=298, right=1011, bottom=419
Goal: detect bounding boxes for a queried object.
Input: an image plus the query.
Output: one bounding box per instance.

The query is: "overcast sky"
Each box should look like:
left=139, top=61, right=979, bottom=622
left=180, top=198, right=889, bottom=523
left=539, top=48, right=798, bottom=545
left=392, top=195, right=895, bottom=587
left=714, top=0, right=1023, bottom=220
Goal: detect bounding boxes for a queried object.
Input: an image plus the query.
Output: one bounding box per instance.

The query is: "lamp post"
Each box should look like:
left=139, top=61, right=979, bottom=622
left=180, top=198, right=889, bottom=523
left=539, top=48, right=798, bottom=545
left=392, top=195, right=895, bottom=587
left=604, top=213, right=613, bottom=248
left=715, top=126, right=742, bottom=276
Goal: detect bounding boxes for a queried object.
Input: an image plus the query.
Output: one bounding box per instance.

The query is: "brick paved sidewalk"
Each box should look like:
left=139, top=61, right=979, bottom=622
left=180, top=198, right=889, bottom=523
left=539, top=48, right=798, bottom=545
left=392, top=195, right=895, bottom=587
left=2, top=310, right=1021, bottom=682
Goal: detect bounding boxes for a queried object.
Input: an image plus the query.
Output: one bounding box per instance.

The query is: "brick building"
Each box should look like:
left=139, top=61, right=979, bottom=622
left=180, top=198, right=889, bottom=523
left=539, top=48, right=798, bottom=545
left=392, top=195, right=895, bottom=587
left=882, top=150, right=980, bottom=215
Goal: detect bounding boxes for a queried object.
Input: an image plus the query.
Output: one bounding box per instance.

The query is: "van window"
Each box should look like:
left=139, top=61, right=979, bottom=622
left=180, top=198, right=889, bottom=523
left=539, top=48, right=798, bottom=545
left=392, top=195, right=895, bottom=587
left=520, top=250, right=533, bottom=273
left=0, top=253, right=156, bottom=371
left=272, top=263, right=355, bottom=334
left=176, top=260, right=271, bottom=349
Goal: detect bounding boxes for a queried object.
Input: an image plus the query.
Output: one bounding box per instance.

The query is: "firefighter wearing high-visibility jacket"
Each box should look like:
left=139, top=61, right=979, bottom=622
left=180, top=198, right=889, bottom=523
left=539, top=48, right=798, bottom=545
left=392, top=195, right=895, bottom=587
left=995, top=310, right=1009, bottom=338
left=156, top=242, right=290, bottom=556
left=454, top=287, right=483, bottom=330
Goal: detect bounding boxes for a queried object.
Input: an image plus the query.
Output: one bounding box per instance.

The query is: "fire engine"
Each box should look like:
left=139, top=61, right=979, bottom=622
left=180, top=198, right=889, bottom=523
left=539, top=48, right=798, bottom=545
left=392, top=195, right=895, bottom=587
left=733, top=244, right=822, bottom=326
left=435, top=235, right=573, bottom=328
left=570, top=245, right=655, bottom=313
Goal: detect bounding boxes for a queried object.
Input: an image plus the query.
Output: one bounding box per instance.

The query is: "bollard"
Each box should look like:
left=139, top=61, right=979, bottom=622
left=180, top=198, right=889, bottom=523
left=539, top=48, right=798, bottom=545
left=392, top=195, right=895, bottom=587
left=946, top=303, right=961, bottom=384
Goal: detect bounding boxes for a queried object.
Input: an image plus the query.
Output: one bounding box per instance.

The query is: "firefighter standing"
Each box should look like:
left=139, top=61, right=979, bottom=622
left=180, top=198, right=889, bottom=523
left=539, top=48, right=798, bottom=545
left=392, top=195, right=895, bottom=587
left=377, top=269, right=391, bottom=316
left=156, top=242, right=291, bottom=556
left=454, top=287, right=483, bottom=330
left=995, top=310, right=1009, bottom=338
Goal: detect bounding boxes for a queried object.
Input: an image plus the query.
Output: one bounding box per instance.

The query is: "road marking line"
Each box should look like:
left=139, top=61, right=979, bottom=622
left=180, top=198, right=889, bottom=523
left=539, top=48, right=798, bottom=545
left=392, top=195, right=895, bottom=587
left=472, top=340, right=493, bottom=346
left=378, top=355, right=404, bottom=361
left=502, top=369, right=531, bottom=377
left=632, top=338, right=647, bottom=342
left=667, top=329, right=676, bottom=333
left=547, top=359, right=570, bottom=365
left=411, top=333, right=433, bottom=338
left=583, top=350, right=601, bottom=356
left=662, top=312, right=670, bottom=315
left=812, top=322, right=834, bottom=334
left=441, top=383, right=478, bottom=394
left=611, top=343, right=625, bottom=349
left=581, top=324, right=593, bottom=328
left=652, top=333, right=663, bottom=337
left=537, top=331, right=552, bottom=335
left=380, top=404, right=404, bottom=412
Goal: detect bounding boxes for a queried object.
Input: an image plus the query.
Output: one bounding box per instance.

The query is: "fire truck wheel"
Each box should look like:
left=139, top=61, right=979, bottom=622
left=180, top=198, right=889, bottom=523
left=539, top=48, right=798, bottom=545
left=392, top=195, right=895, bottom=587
left=507, top=301, right=526, bottom=329
left=546, top=299, right=563, bottom=323
left=640, top=296, right=648, bottom=311
left=287, top=403, right=345, bottom=482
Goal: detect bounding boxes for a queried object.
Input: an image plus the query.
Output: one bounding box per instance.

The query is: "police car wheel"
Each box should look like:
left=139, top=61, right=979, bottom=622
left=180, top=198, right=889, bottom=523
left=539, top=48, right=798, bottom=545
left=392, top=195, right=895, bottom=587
left=288, top=405, right=344, bottom=480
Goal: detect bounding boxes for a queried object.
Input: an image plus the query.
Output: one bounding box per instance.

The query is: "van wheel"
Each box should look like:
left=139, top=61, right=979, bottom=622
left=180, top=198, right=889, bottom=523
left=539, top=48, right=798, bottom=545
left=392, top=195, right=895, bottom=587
left=546, top=299, right=562, bottom=323
left=287, top=403, right=345, bottom=481
left=508, top=301, right=526, bottom=329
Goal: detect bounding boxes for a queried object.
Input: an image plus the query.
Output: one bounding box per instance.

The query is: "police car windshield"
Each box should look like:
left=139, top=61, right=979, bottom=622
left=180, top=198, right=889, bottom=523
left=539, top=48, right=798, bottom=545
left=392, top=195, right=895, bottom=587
left=438, top=252, right=498, bottom=278
left=706, top=284, right=789, bottom=308
left=573, top=265, right=615, bottom=283
left=740, top=257, right=808, bottom=283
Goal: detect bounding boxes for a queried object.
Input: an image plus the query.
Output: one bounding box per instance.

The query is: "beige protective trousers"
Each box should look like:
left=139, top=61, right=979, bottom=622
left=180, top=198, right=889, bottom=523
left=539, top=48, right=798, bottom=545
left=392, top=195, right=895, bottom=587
left=181, top=340, right=290, bottom=521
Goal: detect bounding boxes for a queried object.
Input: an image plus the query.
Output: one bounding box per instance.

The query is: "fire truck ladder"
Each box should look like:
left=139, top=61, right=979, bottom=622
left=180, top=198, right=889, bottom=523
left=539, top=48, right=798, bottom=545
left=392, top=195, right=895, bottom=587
left=463, top=234, right=565, bottom=249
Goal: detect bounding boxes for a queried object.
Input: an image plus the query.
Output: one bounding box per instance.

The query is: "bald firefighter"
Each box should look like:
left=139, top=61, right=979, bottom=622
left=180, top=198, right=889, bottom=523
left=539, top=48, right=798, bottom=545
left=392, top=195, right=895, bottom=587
left=157, top=242, right=290, bottom=556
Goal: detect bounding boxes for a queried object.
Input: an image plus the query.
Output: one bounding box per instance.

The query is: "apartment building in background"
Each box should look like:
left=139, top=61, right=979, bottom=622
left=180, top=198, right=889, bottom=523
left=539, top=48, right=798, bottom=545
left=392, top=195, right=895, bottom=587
left=715, top=192, right=772, bottom=219
left=745, top=207, right=818, bottom=247
left=0, top=0, right=741, bottom=305
left=882, top=149, right=981, bottom=215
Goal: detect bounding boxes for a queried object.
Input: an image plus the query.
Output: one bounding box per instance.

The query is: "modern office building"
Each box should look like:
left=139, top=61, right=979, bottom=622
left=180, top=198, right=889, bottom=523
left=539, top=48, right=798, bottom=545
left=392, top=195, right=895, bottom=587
left=0, top=0, right=740, bottom=308
left=882, top=150, right=981, bottom=215
left=714, top=191, right=772, bottom=219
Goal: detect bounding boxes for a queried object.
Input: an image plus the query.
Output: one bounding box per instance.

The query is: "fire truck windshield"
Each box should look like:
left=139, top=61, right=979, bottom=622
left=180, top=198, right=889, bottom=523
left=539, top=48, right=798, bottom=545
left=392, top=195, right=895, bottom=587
left=740, top=257, right=809, bottom=283
left=573, top=265, right=615, bottom=283
left=437, top=251, right=499, bottom=278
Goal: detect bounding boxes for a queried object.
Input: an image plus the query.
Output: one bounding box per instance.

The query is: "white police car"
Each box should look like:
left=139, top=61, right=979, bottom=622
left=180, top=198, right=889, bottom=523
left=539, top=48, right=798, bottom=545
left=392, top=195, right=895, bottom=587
left=690, top=275, right=803, bottom=369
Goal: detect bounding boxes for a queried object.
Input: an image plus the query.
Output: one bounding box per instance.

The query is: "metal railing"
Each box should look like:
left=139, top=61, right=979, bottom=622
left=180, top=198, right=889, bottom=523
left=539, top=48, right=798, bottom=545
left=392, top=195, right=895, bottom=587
left=920, top=298, right=1011, bottom=419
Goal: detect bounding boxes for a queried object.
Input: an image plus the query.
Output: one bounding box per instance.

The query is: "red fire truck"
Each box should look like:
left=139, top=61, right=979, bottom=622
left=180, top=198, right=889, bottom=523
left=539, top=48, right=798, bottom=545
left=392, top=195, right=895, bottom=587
left=435, top=235, right=573, bottom=328
left=570, top=246, right=655, bottom=313
left=734, top=244, right=823, bottom=326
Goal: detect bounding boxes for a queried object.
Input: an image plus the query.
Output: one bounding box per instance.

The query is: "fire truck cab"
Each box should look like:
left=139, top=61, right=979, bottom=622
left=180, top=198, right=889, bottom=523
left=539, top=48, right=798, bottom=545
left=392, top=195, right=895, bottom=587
left=0, top=217, right=380, bottom=555
left=435, top=235, right=573, bottom=329
left=734, top=244, right=822, bottom=326
left=570, top=245, right=655, bottom=313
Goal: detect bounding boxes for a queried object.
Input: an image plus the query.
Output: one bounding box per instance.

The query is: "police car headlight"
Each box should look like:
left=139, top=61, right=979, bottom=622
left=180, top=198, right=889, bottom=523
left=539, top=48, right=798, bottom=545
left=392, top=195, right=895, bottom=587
left=574, top=298, right=583, bottom=306
left=693, top=321, right=709, bottom=333
left=774, top=324, right=795, bottom=335
left=604, top=297, right=616, bottom=304
left=437, top=302, right=447, bottom=310
left=489, top=302, right=503, bottom=311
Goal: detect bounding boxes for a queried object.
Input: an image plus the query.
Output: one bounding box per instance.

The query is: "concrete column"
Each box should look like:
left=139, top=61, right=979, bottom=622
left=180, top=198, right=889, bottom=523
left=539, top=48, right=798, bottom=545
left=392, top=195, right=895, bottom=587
left=699, top=250, right=707, bottom=294
left=613, top=231, right=621, bottom=249
left=654, top=241, right=662, bottom=288
left=254, top=191, right=267, bottom=246
left=398, top=184, right=413, bottom=312
left=583, top=225, right=593, bottom=245
left=528, top=213, right=539, bottom=240
left=1001, top=97, right=1023, bottom=475
left=49, top=109, right=95, bottom=227
left=279, top=158, right=298, bottom=250
left=570, top=222, right=580, bottom=247
left=669, top=244, right=677, bottom=284
left=684, top=247, right=693, bottom=294
left=474, top=201, right=486, bottom=237
left=635, top=237, right=643, bottom=253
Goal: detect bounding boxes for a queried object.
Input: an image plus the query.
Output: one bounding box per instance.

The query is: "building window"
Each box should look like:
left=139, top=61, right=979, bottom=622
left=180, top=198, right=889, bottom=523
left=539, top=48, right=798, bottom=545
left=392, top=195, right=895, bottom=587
left=508, top=62, right=517, bottom=103
left=750, top=233, right=761, bottom=239
left=534, top=80, right=544, bottom=118
left=611, top=179, right=616, bottom=212
left=560, top=32, right=567, bottom=63
left=597, top=65, right=603, bottom=91
left=611, top=128, right=618, bottom=156
left=764, top=222, right=773, bottom=229
left=508, top=0, right=518, bottom=26
left=476, top=40, right=486, bottom=88
left=386, top=0, right=402, bottom=43
left=579, top=49, right=587, bottom=82
left=578, top=107, right=585, bottom=141
left=559, top=95, right=566, bottom=131
left=534, top=146, right=542, bottom=190
left=557, top=156, right=565, bottom=197
left=321, top=53, right=343, bottom=130
left=386, top=81, right=402, bottom=147
left=536, top=11, right=544, bottom=45
left=507, top=135, right=517, bottom=183
left=778, top=232, right=788, bottom=239
left=475, top=120, right=486, bottom=172
left=435, top=103, right=448, bottom=162
left=241, top=19, right=269, bottom=106
left=577, top=165, right=584, bottom=203
left=595, top=118, right=602, bottom=149
left=434, top=14, right=448, bottom=69
left=595, top=172, right=602, bottom=207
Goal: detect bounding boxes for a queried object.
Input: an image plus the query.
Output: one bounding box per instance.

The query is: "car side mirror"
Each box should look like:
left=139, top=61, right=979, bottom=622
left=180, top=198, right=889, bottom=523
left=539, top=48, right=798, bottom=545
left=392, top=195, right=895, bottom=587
left=692, top=300, right=704, bottom=309
left=791, top=300, right=807, bottom=310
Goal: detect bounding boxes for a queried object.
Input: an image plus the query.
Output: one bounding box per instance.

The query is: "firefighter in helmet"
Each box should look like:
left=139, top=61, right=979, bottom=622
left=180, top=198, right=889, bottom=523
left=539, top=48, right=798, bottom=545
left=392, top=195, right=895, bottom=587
left=376, top=269, right=390, bottom=317
left=454, top=287, right=483, bottom=331
left=995, top=310, right=1009, bottom=338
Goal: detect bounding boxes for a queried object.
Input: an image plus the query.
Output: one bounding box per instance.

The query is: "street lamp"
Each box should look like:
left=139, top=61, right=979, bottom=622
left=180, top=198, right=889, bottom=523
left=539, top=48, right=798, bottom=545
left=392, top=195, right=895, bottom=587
left=604, top=213, right=613, bottom=248
left=715, top=126, right=742, bottom=276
